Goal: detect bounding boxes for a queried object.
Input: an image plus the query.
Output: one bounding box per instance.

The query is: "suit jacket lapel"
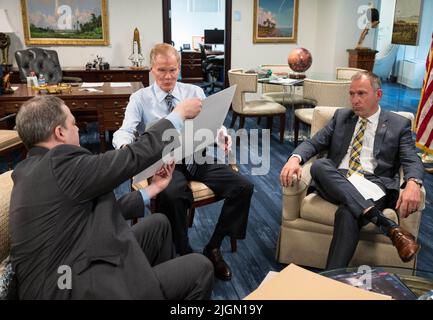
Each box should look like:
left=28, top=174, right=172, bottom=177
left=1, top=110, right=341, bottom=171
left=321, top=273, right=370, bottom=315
left=374, top=111, right=388, bottom=156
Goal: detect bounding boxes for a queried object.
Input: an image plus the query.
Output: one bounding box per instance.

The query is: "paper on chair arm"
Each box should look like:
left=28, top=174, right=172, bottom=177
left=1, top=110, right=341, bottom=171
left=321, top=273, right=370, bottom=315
left=133, top=85, right=237, bottom=182
left=347, top=173, right=386, bottom=201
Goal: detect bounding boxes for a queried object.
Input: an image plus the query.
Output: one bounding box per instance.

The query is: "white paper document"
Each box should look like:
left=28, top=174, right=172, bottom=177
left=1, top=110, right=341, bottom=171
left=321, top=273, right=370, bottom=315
left=347, top=173, right=386, bottom=201
left=133, top=85, right=237, bottom=183
left=81, top=82, right=104, bottom=88
left=110, top=82, right=131, bottom=87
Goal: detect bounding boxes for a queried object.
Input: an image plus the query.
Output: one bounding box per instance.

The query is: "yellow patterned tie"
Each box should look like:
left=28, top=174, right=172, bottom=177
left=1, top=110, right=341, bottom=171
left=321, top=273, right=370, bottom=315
left=347, top=118, right=368, bottom=177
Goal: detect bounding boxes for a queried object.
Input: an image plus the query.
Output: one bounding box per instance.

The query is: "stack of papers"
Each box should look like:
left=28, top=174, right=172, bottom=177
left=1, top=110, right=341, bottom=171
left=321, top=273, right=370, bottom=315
left=110, top=82, right=132, bottom=87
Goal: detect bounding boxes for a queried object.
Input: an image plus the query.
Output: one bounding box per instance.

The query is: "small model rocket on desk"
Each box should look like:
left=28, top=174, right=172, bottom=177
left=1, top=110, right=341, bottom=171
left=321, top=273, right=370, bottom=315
left=129, top=28, right=145, bottom=69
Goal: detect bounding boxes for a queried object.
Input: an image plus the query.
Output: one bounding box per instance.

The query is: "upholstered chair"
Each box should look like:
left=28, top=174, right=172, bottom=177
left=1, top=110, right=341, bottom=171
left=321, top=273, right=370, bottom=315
left=0, top=114, right=25, bottom=170
left=277, top=107, right=424, bottom=269
left=293, top=79, right=351, bottom=146
left=228, top=69, right=286, bottom=143
left=132, top=165, right=239, bottom=252
left=15, top=48, right=81, bottom=84
left=336, top=67, right=365, bottom=80
left=373, top=44, right=399, bottom=81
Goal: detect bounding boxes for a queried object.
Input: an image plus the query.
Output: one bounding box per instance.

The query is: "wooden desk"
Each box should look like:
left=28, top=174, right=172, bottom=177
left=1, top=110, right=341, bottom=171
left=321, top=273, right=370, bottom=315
left=11, top=66, right=150, bottom=87
left=0, top=82, right=143, bottom=151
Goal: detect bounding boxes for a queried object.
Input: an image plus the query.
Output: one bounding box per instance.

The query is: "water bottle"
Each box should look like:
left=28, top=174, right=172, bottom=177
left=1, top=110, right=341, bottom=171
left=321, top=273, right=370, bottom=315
left=38, top=73, right=46, bottom=86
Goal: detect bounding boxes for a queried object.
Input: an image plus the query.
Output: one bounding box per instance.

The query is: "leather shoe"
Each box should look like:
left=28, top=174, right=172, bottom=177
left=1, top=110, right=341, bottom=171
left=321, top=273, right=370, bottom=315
left=388, top=226, right=420, bottom=263
left=203, top=247, right=232, bottom=281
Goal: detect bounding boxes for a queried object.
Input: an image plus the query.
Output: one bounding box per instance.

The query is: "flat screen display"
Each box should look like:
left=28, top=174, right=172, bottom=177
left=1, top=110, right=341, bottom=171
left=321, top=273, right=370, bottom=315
left=204, top=29, right=224, bottom=44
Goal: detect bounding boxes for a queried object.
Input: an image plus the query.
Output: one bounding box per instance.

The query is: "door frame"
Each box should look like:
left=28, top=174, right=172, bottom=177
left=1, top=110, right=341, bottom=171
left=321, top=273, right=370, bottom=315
left=162, top=0, right=232, bottom=87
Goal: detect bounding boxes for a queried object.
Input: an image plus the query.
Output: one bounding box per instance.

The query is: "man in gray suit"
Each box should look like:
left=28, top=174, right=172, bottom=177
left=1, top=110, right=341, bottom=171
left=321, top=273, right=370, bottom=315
left=9, top=95, right=214, bottom=299
left=280, top=71, right=424, bottom=269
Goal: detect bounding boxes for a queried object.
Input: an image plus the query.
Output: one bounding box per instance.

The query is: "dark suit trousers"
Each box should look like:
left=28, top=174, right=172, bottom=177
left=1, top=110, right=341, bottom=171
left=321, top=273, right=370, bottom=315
left=309, top=158, right=389, bottom=270
left=156, top=163, right=254, bottom=254
left=132, top=213, right=213, bottom=299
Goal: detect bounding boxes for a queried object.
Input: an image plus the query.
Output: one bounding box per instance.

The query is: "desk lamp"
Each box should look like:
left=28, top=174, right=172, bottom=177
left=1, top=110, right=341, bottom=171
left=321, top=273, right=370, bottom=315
left=0, top=9, right=14, bottom=71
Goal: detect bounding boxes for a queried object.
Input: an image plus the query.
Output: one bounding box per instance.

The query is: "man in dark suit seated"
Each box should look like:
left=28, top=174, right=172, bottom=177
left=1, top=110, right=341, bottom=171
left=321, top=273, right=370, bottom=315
left=9, top=95, right=214, bottom=299
left=280, top=71, right=424, bottom=269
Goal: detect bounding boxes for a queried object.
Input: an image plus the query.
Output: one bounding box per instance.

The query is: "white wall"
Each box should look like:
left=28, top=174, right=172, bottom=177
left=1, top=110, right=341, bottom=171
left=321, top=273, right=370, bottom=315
left=231, top=0, right=378, bottom=74
left=0, top=0, right=163, bottom=68
left=1, top=0, right=390, bottom=75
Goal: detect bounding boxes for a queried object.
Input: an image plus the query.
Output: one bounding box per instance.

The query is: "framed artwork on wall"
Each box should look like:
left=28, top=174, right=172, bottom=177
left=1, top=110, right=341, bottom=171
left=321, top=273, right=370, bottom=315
left=391, top=0, right=422, bottom=46
left=21, top=0, right=109, bottom=46
left=253, top=0, right=298, bottom=43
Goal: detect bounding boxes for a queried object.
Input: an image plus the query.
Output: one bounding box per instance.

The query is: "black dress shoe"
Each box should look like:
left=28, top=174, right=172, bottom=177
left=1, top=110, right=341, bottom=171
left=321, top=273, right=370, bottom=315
left=203, top=247, right=232, bottom=281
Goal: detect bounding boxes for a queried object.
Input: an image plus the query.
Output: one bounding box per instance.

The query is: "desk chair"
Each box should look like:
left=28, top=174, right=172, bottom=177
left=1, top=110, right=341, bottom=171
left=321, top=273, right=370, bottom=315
left=199, top=44, right=224, bottom=94
left=132, top=165, right=239, bottom=253
left=15, top=48, right=82, bottom=84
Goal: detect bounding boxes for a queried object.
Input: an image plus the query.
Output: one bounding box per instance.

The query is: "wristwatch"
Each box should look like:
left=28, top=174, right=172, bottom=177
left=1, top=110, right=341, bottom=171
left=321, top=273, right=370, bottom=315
left=408, top=178, right=423, bottom=187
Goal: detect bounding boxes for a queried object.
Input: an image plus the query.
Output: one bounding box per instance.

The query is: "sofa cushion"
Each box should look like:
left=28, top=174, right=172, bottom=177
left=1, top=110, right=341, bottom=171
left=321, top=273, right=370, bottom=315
left=300, top=193, right=399, bottom=234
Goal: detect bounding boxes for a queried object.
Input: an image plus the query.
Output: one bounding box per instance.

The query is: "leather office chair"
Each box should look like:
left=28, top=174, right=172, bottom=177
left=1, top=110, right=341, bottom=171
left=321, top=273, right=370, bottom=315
left=132, top=166, right=239, bottom=253
left=277, top=107, right=425, bottom=269
left=228, top=69, right=286, bottom=143
left=199, top=44, right=224, bottom=94
left=15, top=48, right=82, bottom=84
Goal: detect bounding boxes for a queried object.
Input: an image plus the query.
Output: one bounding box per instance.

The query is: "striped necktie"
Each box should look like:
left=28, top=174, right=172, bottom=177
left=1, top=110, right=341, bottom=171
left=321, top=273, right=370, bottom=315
left=165, top=94, right=175, bottom=112
left=347, top=118, right=368, bottom=177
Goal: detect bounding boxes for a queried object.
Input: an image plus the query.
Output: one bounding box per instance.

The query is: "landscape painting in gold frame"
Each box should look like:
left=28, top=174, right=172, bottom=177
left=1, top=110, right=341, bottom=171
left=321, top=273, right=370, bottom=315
left=253, top=0, right=298, bottom=43
left=21, top=0, right=109, bottom=46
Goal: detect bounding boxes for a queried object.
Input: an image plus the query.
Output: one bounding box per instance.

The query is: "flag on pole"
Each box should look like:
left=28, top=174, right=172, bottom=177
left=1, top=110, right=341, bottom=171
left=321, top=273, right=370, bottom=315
left=415, top=32, right=433, bottom=155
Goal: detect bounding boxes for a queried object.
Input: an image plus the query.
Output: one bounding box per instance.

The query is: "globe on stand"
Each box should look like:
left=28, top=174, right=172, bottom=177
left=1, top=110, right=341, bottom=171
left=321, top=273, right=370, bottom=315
left=288, top=48, right=313, bottom=79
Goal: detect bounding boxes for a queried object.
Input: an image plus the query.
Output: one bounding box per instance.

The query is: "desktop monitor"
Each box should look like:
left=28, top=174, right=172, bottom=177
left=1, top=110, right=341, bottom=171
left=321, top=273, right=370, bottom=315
left=204, top=29, right=224, bottom=45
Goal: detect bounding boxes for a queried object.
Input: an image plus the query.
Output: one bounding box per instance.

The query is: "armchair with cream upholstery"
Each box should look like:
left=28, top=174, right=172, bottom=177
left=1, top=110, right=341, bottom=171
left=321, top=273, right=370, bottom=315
left=228, top=69, right=286, bottom=143
left=277, top=107, right=424, bottom=269
left=0, top=114, right=25, bottom=170
left=293, top=79, right=351, bottom=146
left=336, top=67, right=365, bottom=80
left=0, top=170, right=15, bottom=299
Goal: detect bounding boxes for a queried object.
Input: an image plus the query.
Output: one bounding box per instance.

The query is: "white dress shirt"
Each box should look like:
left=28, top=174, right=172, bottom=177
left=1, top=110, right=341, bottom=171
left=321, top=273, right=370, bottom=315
left=338, top=106, right=381, bottom=174
left=112, top=82, right=205, bottom=149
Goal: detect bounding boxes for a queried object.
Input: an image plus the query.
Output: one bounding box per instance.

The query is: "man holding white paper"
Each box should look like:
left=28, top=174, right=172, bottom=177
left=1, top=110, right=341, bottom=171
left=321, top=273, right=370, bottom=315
left=113, top=44, right=254, bottom=281
left=280, top=71, right=424, bottom=268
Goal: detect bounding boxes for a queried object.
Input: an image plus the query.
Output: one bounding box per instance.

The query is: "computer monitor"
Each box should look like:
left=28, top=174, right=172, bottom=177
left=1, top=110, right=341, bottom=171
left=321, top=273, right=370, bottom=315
left=204, top=29, right=224, bottom=45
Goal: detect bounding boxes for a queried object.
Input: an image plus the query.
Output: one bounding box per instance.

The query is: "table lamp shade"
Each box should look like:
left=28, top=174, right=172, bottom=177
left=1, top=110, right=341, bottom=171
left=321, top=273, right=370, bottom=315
left=0, top=9, right=14, bottom=66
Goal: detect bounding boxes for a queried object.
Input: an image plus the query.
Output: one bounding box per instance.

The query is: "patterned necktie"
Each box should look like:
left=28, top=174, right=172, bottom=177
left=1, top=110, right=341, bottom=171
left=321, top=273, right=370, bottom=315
left=347, top=118, right=368, bottom=177
left=165, top=94, right=175, bottom=112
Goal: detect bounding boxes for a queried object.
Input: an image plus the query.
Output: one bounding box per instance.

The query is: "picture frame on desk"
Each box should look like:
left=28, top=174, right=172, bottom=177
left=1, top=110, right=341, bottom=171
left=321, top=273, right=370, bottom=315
left=253, top=0, right=298, bottom=43
left=21, top=0, right=109, bottom=46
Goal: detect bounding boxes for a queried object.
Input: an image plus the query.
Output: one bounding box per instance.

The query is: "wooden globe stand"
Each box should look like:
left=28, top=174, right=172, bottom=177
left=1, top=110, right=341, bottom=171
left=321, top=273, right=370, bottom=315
left=289, top=72, right=306, bottom=79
